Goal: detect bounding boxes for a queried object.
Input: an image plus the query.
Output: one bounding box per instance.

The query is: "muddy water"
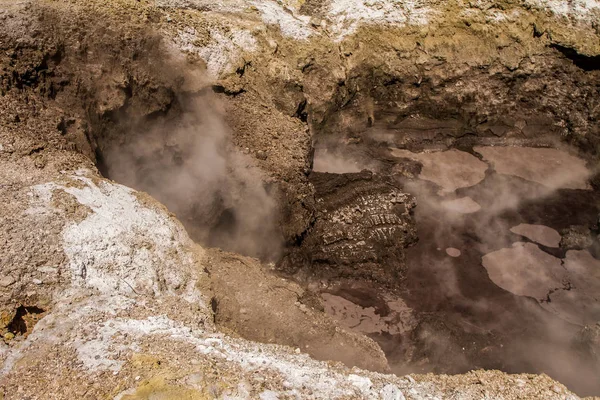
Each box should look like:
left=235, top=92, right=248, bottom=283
left=314, top=145, right=600, bottom=396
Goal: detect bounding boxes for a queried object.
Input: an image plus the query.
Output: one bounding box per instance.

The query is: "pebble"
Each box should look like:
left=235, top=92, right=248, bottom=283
left=294, top=348, right=301, bottom=354
left=259, top=390, right=280, bottom=400
left=515, top=378, right=526, bottom=387
left=32, top=278, right=42, bottom=285
left=348, top=375, right=372, bottom=392
left=0, top=276, right=16, bottom=287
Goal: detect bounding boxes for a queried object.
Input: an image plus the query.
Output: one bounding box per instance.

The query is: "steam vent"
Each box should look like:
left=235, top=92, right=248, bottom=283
left=2, top=0, right=600, bottom=398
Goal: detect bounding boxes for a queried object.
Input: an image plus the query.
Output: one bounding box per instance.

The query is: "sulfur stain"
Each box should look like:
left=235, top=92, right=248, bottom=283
left=121, top=376, right=209, bottom=400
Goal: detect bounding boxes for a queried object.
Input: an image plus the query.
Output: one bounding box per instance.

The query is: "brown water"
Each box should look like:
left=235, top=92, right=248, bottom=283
left=313, top=145, right=600, bottom=396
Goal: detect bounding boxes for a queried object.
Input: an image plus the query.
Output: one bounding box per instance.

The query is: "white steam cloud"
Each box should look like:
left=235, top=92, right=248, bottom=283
left=102, top=94, right=281, bottom=259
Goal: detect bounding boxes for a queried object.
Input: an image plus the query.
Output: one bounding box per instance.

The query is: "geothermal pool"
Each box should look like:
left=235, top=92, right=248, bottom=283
left=312, top=144, right=600, bottom=395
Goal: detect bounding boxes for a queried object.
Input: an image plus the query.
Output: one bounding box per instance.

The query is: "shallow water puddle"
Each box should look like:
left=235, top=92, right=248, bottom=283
left=440, top=196, right=481, bottom=214
left=445, top=248, right=461, bottom=257
left=321, top=293, right=416, bottom=335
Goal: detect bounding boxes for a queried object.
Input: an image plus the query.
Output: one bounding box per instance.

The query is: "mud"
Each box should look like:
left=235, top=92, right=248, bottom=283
left=306, top=140, right=600, bottom=396
left=389, top=149, right=488, bottom=193
left=510, top=224, right=562, bottom=248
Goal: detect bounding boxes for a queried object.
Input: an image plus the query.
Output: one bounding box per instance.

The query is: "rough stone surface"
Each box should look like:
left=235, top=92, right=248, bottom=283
left=279, top=171, right=418, bottom=285
left=1, top=0, right=599, bottom=398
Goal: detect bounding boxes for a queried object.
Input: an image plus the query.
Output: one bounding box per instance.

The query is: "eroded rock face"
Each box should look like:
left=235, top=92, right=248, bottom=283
left=0, top=162, right=580, bottom=400
left=0, top=166, right=387, bottom=398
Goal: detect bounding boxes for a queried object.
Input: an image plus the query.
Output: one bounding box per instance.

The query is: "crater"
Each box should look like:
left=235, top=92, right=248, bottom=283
left=47, top=16, right=600, bottom=397
left=292, top=77, right=600, bottom=394
left=85, top=68, right=600, bottom=396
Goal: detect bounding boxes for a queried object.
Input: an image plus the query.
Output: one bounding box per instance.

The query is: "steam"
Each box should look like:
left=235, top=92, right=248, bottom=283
left=102, top=94, right=281, bottom=259
left=312, top=148, right=364, bottom=173
left=313, top=142, right=600, bottom=395
left=402, top=146, right=599, bottom=395
left=474, top=145, right=592, bottom=190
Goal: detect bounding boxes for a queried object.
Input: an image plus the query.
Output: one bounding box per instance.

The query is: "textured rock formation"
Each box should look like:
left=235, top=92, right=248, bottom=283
left=280, top=171, right=417, bottom=284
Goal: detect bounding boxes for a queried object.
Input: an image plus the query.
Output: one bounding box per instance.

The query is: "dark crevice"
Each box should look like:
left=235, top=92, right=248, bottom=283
left=291, top=214, right=316, bottom=247
left=551, top=44, right=600, bottom=71
left=532, top=24, right=545, bottom=38
left=294, top=99, right=308, bottom=122
left=27, top=145, right=45, bottom=155
left=236, top=60, right=251, bottom=77
left=7, top=305, right=45, bottom=336
left=211, top=84, right=246, bottom=96
left=383, top=77, right=403, bottom=86
left=301, top=59, right=315, bottom=73
left=95, top=146, right=109, bottom=177
left=210, top=297, right=218, bottom=323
